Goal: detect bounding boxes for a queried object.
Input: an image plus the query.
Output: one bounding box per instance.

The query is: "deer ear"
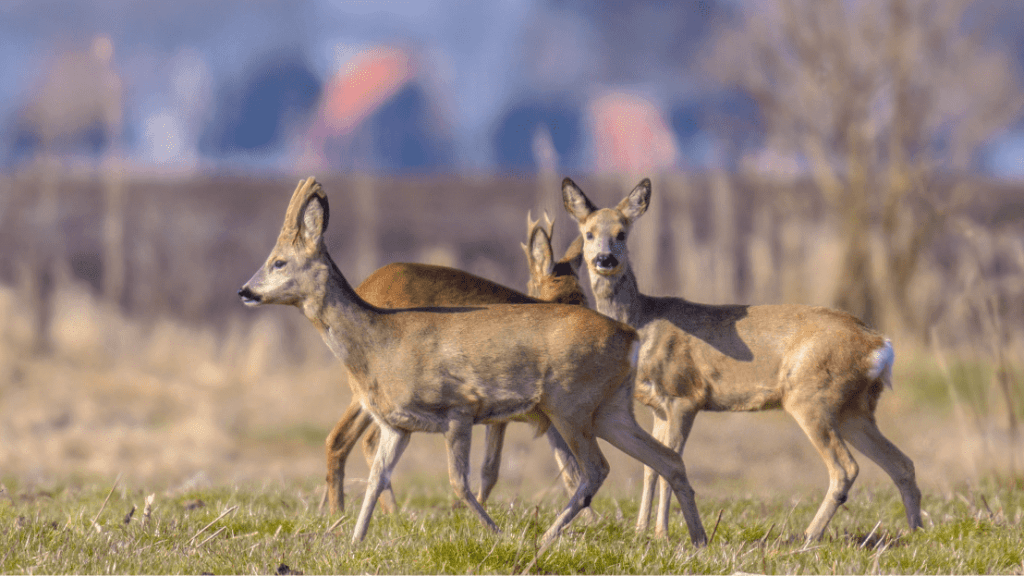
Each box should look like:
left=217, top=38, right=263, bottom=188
left=616, top=178, right=651, bottom=224
left=529, top=227, right=554, bottom=276
left=301, top=196, right=328, bottom=248
left=562, top=178, right=596, bottom=223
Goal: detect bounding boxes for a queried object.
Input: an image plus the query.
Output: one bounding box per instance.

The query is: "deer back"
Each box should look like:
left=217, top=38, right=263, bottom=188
left=358, top=262, right=537, bottom=308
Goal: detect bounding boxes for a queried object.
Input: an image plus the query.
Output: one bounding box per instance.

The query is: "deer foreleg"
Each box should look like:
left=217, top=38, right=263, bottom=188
left=655, top=403, right=697, bottom=538
left=352, top=422, right=410, bottom=544
left=636, top=410, right=668, bottom=533
left=360, top=424, right=398, bottom=513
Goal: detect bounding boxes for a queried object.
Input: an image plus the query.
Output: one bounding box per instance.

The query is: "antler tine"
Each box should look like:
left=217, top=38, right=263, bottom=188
left=526, top=209, right=549, bottom=242
left=542, top=211, right=554, bottom=238
left=526, top=209, right=540, bottom=232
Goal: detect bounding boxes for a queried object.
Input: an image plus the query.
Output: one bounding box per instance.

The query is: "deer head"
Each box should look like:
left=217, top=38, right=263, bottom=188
left=561, top=177, right=650, bottom=280
left=238, top=177, right=331, bottom=308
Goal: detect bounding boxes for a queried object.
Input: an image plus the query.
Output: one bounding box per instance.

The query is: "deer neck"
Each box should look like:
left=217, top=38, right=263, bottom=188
left=302, top=254, right=380, bottom=376
left=590, top=265, right=644, bottom=326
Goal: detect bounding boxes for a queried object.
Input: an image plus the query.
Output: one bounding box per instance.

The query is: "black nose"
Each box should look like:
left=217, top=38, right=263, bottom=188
left=595, top=254, right=618, bottom=269
left=238, top=287, right=261, bottom=303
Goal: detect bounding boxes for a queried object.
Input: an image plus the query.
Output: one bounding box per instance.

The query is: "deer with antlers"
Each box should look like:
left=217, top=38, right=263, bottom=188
left=322, top=213, right=587, bottom=514
left=238, top=178, right=708, bottom=546
left=560, top=177, right=922, bottom=542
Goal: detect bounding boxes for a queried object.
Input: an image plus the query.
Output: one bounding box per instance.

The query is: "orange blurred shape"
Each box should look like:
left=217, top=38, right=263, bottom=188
left=590, top=91, right=677, bottom=173
left=320, top=47, right=415, bottom=135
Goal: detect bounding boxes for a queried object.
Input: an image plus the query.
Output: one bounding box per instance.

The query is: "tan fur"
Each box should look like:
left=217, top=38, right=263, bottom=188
left=323, top=214, right=587, bottom=515
left=239, top=178, right=708, bottom=546
left=561, top=177, right=922, bottom=542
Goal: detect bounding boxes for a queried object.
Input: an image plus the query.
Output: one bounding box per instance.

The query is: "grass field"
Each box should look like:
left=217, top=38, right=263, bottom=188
left=1, top=476, right=1022, bottom=574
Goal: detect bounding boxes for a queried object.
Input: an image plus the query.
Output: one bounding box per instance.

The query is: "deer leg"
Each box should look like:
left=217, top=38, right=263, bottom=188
left=789, top=406, right=859, bottom=541
left=545, top=424, right=599, bottom=524
left=444, top=415, right=500, bottom=532
left=654, top=403, right=697, bottom=539
left=477, top=422, right=507, bottom=504
left=352, top=421, right=410, bottom=544
left=545, top=425, right=582, bottom=495
left=361, top=424, right=398, bottom=513
left=636, top=409, right=669, bottom=533
left=839, top=413, right=922, bottom=531
left=595, top=386, right=707, bottom=546
left=324, top=400, right=374, bottom=514
left=539, top=419, right=609, bottom=548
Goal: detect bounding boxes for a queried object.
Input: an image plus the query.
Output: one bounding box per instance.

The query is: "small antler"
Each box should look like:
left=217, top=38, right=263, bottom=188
left=543, top=212, right=554, bottom=240
left=279, top=176, right=329, bottom=243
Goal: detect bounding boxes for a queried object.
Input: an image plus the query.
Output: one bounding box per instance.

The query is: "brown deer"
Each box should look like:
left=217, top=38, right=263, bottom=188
left=322, top=212, right=587, bottom=515
left=238, top=177, right=708, bottom=546
left=561, top=177, right=922, bottom=542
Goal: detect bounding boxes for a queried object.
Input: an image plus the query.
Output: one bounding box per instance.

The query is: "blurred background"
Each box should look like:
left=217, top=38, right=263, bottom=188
left=0, top=0, right=1021, bottom=504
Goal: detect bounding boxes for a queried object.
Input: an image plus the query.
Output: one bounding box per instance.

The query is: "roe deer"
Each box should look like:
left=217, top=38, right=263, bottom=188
left=238, top=177, right=708, bottom=546
left=561, top=177, right=922, bottom=542
left=323, top=212, right=586, bottom=515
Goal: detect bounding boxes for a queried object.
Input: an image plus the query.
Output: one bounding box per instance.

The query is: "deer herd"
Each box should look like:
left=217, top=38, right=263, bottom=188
left=238, top=176, right=922, bottom=549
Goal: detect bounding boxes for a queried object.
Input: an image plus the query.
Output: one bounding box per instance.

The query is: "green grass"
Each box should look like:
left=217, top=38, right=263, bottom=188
left=1, top=477, right=1022, bottom=574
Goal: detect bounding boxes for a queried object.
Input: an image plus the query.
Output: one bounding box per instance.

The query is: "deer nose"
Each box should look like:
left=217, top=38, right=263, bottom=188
left=594, top=254, right=619, bottom=270
left=238, top=287, right=261, bottom=304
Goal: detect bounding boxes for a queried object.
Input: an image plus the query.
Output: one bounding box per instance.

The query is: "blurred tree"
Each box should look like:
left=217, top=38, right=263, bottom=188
left=708, top=0, right=1024, bottom=334
left=8, top=35, right=125, bottom=353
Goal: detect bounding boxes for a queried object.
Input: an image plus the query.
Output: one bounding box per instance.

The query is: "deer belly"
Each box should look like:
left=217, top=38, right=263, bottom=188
left=371, top=370, right=544, bottom=432
left=703, top=381, right=783, bottom=412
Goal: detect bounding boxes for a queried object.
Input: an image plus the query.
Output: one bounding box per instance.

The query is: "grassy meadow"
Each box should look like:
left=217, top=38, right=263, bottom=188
left=1, top=477, right=1022, bottom=574
left=0, top=170, right=1022, bottom=573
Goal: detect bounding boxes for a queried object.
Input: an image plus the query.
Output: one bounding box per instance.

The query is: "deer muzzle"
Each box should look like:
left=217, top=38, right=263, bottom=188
left=237, top=286, right=263, bottom=306
left=594, top=254, right=620, bottom=274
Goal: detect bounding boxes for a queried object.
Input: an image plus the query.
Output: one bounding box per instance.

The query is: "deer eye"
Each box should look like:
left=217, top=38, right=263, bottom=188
left=272, top=259, right=287, bottom=269
left=585, top=232, right=594, bottom=240
left=616, top=231, right=626, bottom=241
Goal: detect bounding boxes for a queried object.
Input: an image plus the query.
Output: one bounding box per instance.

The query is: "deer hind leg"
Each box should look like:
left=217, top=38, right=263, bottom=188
left=654, top=402, right=698, bottom=538
left=324, top=400, right=374, bottom=514
left=361, top=420, right=398, bottom=513
left=352, top=421, right=410, bottom=544
left=839, top=412, right=922, bottom=532
left=788, top=403, right=860, bottom=541
left=538, top=418, right=610, bottom=548
left=545, top=425, right=582, bottom=495
left=445, top=416, right=499, bottom=532
left=543, top=424, right=602, bottom=525
left=636, top=408, right=668, bottom=533
left=595, top=386, right=707, bottom=546
left=477, top=422, right=507, bottom=504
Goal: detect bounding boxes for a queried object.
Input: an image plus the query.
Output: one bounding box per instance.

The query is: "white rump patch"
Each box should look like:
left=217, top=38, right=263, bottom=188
left=867, top=339, right=895, bottom=388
